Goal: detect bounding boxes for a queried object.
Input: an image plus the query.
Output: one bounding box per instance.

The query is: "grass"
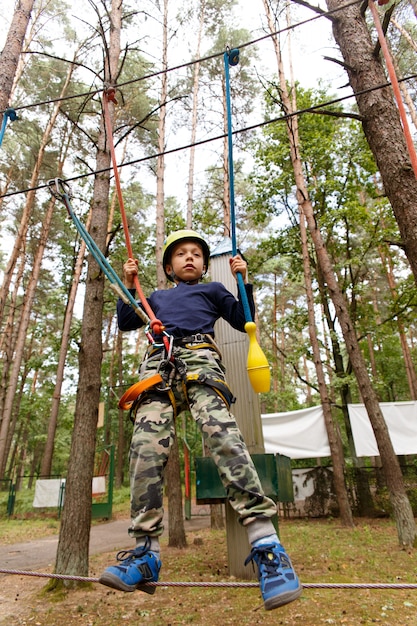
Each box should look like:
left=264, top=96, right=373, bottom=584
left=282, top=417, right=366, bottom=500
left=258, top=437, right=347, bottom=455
left=1, top=513, right=417, bottom=625
left=0, top=484, right=131, bottom=543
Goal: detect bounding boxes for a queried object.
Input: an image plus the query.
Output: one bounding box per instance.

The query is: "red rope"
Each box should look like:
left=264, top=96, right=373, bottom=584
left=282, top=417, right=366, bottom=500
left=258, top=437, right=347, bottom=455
left=368, top=1, right=417, bottom=180
left=102, top=88, right=165, bottom=336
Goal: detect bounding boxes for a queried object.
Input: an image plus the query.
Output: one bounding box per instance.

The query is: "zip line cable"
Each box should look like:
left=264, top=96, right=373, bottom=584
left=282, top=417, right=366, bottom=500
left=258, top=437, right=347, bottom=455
left=0, top=0, right=364, bottom=118
left=2, top=70, right=416, bottom=202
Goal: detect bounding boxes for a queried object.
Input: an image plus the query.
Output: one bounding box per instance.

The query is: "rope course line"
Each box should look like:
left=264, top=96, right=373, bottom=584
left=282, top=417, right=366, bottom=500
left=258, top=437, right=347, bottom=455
left=102, top=89, right=166, bottom=339
left=48, top=178, right=150, bottom=325
left=0, top=0, right=364, bottom=118
left=0, top=568, right=416, bottom=589
left=2, top=70, right=417, bottom=202
left=224, top=47, right=271, bottom=393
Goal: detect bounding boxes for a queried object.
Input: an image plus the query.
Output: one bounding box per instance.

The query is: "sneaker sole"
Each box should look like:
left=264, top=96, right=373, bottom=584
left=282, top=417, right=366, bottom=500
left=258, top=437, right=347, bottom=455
left=98, top=571, right=156, bottom=595
left=264, top=584, right=303, bottom=610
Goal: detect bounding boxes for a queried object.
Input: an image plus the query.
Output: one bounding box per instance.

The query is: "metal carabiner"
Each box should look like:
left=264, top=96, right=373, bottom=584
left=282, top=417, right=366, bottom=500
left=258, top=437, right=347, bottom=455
left=165, top=333, right=174, bottom=362
left=47, top=177, right=72, bottom=202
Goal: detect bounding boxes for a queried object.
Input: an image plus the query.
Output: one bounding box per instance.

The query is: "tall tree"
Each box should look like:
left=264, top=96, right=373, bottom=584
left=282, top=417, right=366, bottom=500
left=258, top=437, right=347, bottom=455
left=185, top=0, right=206, bottom=228
left=0, top=57, right=76, bottom=476
left=155, top=0, right=169, bottom=289
left=322, top=0, right=417, bottom=287
left=54, top=0, right=122, bottom=581
left=40, top=214, right=90, bottom=477
left=0, top=0, right=35, bottom=121
left=262, top=0, right=353, bottom=527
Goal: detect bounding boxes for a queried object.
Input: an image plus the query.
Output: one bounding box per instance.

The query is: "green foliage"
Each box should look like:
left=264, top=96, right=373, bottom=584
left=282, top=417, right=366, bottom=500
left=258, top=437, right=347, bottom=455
left=246, top=79, right=417, bottom=418
left=2, top=0, right=417, bottom=492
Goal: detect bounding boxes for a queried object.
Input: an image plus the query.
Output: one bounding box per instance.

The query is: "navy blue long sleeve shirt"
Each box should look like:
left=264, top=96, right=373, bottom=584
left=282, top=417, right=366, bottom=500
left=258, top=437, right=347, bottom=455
left=117, top=280, right=255, bottom=338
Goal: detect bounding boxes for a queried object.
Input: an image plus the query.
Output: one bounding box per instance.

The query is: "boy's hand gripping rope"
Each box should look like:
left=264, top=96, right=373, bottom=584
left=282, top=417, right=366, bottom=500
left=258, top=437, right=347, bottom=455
left=48, top=178, right=149, bottom=326
left=224, top=49, right=271, bottom=394
left=102, top=87, right=167, bottom=342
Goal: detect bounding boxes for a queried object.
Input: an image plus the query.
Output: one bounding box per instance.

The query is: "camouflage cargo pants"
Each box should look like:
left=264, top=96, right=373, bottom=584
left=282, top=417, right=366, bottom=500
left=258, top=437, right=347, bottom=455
left=128, top=345, right=277, bottom=539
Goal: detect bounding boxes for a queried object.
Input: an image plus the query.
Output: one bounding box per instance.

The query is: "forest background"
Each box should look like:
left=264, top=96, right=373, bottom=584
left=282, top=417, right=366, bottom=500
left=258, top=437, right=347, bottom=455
left=1, top=0, right=417, bottom=577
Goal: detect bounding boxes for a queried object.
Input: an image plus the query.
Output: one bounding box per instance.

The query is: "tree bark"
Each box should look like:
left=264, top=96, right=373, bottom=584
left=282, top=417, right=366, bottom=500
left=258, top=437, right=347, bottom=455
left=155, top=0, right=168, bottom=289
left=286, top=0, right=417, bottom=546
left=167, top=432, right=187, bottom=548
left=262, top=0, right=354, bottom=527
left=54, top=0, right=122, bottom=581
left=40, top=216, right=90, bottom=477
left=325, top=0, right=417, bottom=288
left=186, top=0, right=206, bottom=228
left=378, top=243, right=417, bottom=400
left=115, top=330, right=125, bottom=489
left=304, top=196, right=416, bottom=545
left=0, top=196, right=56, bottom=476
left=0, top=0, right=34, bottom=119
left=153, top=0, right=186, bottom=548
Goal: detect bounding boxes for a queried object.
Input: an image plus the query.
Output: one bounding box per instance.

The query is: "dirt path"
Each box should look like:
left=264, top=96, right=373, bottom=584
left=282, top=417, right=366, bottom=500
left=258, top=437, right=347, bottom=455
left=0, top=511, right=211, bottom=624
left=0, top=512, right=210, bottom=571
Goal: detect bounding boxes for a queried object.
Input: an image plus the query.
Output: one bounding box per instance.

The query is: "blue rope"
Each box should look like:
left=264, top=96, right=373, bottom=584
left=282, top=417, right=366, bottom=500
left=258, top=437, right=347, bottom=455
left=0, top=108, right=18, bottom=148
left=48, top=179, right=150, bottom=324
left=223, top=49, right=252, bottom=323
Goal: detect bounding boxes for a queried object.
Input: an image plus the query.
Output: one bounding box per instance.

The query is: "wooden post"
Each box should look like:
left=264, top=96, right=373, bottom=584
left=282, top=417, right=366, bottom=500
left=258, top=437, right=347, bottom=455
left=210, top=237, right=272, bottom=579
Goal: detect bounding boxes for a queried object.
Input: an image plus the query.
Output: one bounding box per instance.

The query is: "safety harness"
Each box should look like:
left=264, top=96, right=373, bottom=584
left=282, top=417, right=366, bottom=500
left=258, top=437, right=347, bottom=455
left=118, top=333, right=236, bottom=422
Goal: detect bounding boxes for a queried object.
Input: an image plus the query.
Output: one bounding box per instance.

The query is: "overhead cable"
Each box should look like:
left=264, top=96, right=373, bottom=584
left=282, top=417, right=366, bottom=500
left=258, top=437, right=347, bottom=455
left=0, top=0, right=363, bottom=117
left=1, top=70, right=416, bottom=201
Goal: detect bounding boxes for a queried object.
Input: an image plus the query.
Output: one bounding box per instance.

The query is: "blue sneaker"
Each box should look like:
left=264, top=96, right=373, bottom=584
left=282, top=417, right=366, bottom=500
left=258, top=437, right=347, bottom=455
left=99, top=540, right=161, bottom=594
left=245, top=542, right=302, bottom=610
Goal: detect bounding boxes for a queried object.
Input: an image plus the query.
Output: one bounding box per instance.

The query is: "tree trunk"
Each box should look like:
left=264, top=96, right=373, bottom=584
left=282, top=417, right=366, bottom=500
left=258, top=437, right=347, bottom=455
left=54, top=0, right=122, bottom=581
left=40, top=218, right=89, bottom=477
left=155, top=0, right=168, bottom=289
left=325, top=0, right=417, bottom=288
left=0, top=196, right=56, bottom=476
left=262, top=0, right=353, bottom=527
left=0, top=0, right=34, bottom=119
left=299, top=208, right=353, bottom=525
left=153, top=0, right=186, bottom=547
left=186, top=0, right=206, bottom=228
left=379, top=243, right=417, bottom=400
left=282, top=0, right=416, bottom=545
left=167, top=432, right=187, bottom=548
left=304, top=197, right=415, bottom=545
left=0, top=56, right=74, bottom=324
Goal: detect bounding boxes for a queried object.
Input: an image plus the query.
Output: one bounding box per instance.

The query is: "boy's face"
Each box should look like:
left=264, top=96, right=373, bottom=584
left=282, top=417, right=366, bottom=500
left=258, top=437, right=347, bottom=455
left=165, top=240, right=205, bottom=284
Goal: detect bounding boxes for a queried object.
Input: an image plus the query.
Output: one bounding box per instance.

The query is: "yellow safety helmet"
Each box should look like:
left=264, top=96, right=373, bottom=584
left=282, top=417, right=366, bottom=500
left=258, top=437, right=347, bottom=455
left=163, top=229, right=210, bottom=282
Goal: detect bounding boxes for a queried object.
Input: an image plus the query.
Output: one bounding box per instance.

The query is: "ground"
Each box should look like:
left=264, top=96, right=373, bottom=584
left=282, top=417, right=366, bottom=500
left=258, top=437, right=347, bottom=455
left=0, top=518, right=417, bottom=625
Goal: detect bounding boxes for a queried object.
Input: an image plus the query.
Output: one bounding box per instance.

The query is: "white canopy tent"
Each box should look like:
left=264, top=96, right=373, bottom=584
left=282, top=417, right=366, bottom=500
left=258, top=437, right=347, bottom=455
left=348, top=401, right=417, bottom=457
left=261, top=401, right=417, bottom=459
left=261, top=405, right=331, bottom=459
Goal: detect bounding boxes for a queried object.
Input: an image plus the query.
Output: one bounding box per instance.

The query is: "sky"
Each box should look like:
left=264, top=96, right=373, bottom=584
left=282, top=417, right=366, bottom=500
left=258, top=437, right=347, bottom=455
left=0, top=0, right=352, bottom=210
left=0, top=0, right=357, bottom=322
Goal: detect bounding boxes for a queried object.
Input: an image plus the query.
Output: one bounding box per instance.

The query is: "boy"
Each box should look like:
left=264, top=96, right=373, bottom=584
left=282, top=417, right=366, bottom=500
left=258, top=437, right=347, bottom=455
left=99, top=229, right=302, bottom=610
